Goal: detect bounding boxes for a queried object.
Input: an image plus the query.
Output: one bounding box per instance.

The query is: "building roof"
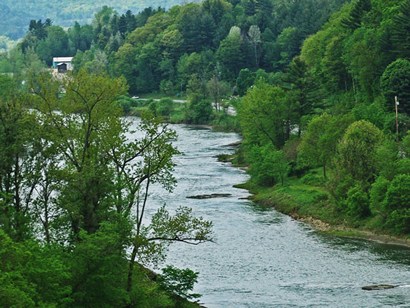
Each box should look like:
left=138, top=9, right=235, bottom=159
left=52, top=57, right=73, bottom=63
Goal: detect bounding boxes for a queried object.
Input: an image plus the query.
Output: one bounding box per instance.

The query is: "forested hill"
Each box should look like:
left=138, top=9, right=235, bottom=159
left=0, top=0, right=201, bottom=39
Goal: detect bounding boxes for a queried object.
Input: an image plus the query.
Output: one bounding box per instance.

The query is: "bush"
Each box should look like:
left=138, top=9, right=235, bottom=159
left=384, top=209, right=410, bottom=235
left=346, top=185, right=370, bottom=218
left=248, top=144, right=289, bottom=186
left=396, top=158, right=410, bottom=175
left=157, top=98, right=174, bottom=117
left=385, top=174, right=410, bottom=211
left=185, top=97, right=213, bottom=124
left=301, top=172, right=326, bottom=186
left=158, top=266, right=200, bottom=301
left=212, top=112, right=240, bottom=132
left=369, top=176, right=390, bottom=215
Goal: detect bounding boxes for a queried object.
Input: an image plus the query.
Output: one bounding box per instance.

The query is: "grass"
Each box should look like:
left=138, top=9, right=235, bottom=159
left=239, top=168, right=410, bottom=246
left=139, top=92, right=187, bottom=100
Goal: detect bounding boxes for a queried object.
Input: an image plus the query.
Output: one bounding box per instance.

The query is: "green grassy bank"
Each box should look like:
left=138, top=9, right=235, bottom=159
left=234, top=168, right=410, bottom=248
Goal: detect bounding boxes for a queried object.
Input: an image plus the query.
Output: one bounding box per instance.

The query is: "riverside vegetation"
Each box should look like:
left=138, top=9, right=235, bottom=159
left=1, top=0, right=410, bottom=305
left=0, top=70, right=213, bottom=306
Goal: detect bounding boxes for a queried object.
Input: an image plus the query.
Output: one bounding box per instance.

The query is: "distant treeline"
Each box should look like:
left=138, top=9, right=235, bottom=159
left=0, top=0, right=201, bottom=39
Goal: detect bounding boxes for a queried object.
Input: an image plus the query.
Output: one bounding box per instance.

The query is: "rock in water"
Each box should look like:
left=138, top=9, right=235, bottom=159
left=362, top=284, right=397, bottom=291
left=187, top=193, right=232, bottom=199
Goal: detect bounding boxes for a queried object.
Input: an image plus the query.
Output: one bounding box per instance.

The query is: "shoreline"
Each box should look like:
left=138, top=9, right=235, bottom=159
left=295, top=214, right=410, bottom=249
left=249, top=194, right=410, bottom=249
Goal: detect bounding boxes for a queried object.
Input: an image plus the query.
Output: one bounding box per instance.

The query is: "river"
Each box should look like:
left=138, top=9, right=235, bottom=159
left=131, top=119, right=410, bottom=307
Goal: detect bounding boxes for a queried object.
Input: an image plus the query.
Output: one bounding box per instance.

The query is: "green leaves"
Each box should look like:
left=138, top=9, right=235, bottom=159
left=248, top=144, right=289, bottom=186
left=336, top=120, right=384, bottom=183
left=150, top=206, right=213, bottom=244
left=381, top=58, right=410, bottom=115
left=298, top=113, right=352, bottom=178
left=158, top=265, right=201, bottom=300
left=0, top=230, right=72, bottom=306
left=239, top=82, right=288, bottom=148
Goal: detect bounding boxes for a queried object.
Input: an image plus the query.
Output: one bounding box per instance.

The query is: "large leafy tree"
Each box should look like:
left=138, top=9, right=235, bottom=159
left=298, top=113, right=352, bottom=178
left=336, top=120, right=384, bottom=184
left=217, top=26, right=248, bottom=81
left=25, top=70, right=212, bottom=304
left=239, top=81, right=289, bottom=148
left=0, top=76, right=40, bottom=241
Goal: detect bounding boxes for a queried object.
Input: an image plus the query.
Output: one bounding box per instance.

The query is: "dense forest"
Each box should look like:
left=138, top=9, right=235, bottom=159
left=0, top=0, right=410, bottom=305
left=0, top=0, right=201, bottom=39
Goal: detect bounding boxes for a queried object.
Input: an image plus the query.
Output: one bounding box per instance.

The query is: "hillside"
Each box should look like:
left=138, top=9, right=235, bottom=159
left=0, top=0, right=200, bottom=39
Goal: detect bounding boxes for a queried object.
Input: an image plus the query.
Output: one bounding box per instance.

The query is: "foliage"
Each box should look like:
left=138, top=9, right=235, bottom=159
left=369, top=176, right=390, bottom=215
left=158, top=266, right=201, bottom=300
left=248, top=143, right=289, bottom=186
left=346, top=184, right=370, bottom=218
left=0, top=70, right=212, bottom=305
left=239, top=81, right=289, bottom=148
left=185, top=96, right=213, bottom=125
left=0, top=230, right=71, bottom=306
left=236, top=68, right=256, bottom=96
left=298, top=113, right=352, bottom=178
left=380, top=58, right=410, bottom=115
left=336, top=120, right=384, bottom=184
left=384, top=209, right=410, bottom=235
left=384, top=174, right=410, bottom=211
left=0, top=1, right=196, bottom=39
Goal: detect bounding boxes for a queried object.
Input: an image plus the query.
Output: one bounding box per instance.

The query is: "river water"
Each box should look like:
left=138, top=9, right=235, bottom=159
left=132, top=119, right=410, bottom=308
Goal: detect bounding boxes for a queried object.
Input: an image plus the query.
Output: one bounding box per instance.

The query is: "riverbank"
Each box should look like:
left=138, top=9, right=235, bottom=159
left=120, top=96, right=240, bottom=132
left=234, top=177, right=410, bottom=249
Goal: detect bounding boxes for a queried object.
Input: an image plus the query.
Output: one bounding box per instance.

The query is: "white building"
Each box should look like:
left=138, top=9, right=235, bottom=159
left=52, top=57, right=73, bottom=73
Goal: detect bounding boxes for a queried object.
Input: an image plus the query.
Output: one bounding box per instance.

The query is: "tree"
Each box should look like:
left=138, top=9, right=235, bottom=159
left=68, top=22, right=93, bottom=53
left=336, top=120, right=384, bottom=183
left=26, top=70, right=213, bottom=301
left=248, top=144, right=289, bottom=186
left=0, top=230, right=71, bottom=306
left=343, top=28, right=388, bottom=101
left=385, top=174, right=410, bottom=211
left=236, top=68, right=255, bottom=96
left=186, top=96, right=213, bottom=124
left=206, top=75, right=231, bottom=111
left=29, top=70, right=128, bottom=240
left=239, top=81, right=290, bottom=148
left=273, top=27, right=302, bottom=70
left=298, top=113, right=352, bottom=178
left=391, top=0, right=410, bottom=59
left=114, top=43, right=138, bottom=92
left=176, top=4, right=216, bottom=52
left=0, top=77, right=40, bottom=241
left=380, top=58, right=410, bottom=115
left=341, top=0, right=372, bottom=30
left=284, top=56, right=322, bottom=133
left=36, top=26, right=71, bottom=65
left=369, top=176, right=389, bottom=215
left=158, top=265, right=200, bottom=300
left=248, top=25, right=261, bottom=67
left=217, top=26, right=247, bottom=81
left=346, top=184, right=370, bottom=218
left=384, top=174, right=410, bottom=234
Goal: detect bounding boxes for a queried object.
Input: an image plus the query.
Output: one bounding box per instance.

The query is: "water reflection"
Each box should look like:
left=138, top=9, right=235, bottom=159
left=313, top=232, right=410, bottom=266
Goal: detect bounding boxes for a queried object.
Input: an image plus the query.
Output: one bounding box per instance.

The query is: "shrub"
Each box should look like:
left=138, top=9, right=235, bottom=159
left=385, top=174, right=410, bottom=211
left=248, top=144, right=289, bottom=186
left=346, top=184, right=370, bottom=218
left=369, top=176, right=390, bottom=215
left=384, top=209, right=410, bottom=235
